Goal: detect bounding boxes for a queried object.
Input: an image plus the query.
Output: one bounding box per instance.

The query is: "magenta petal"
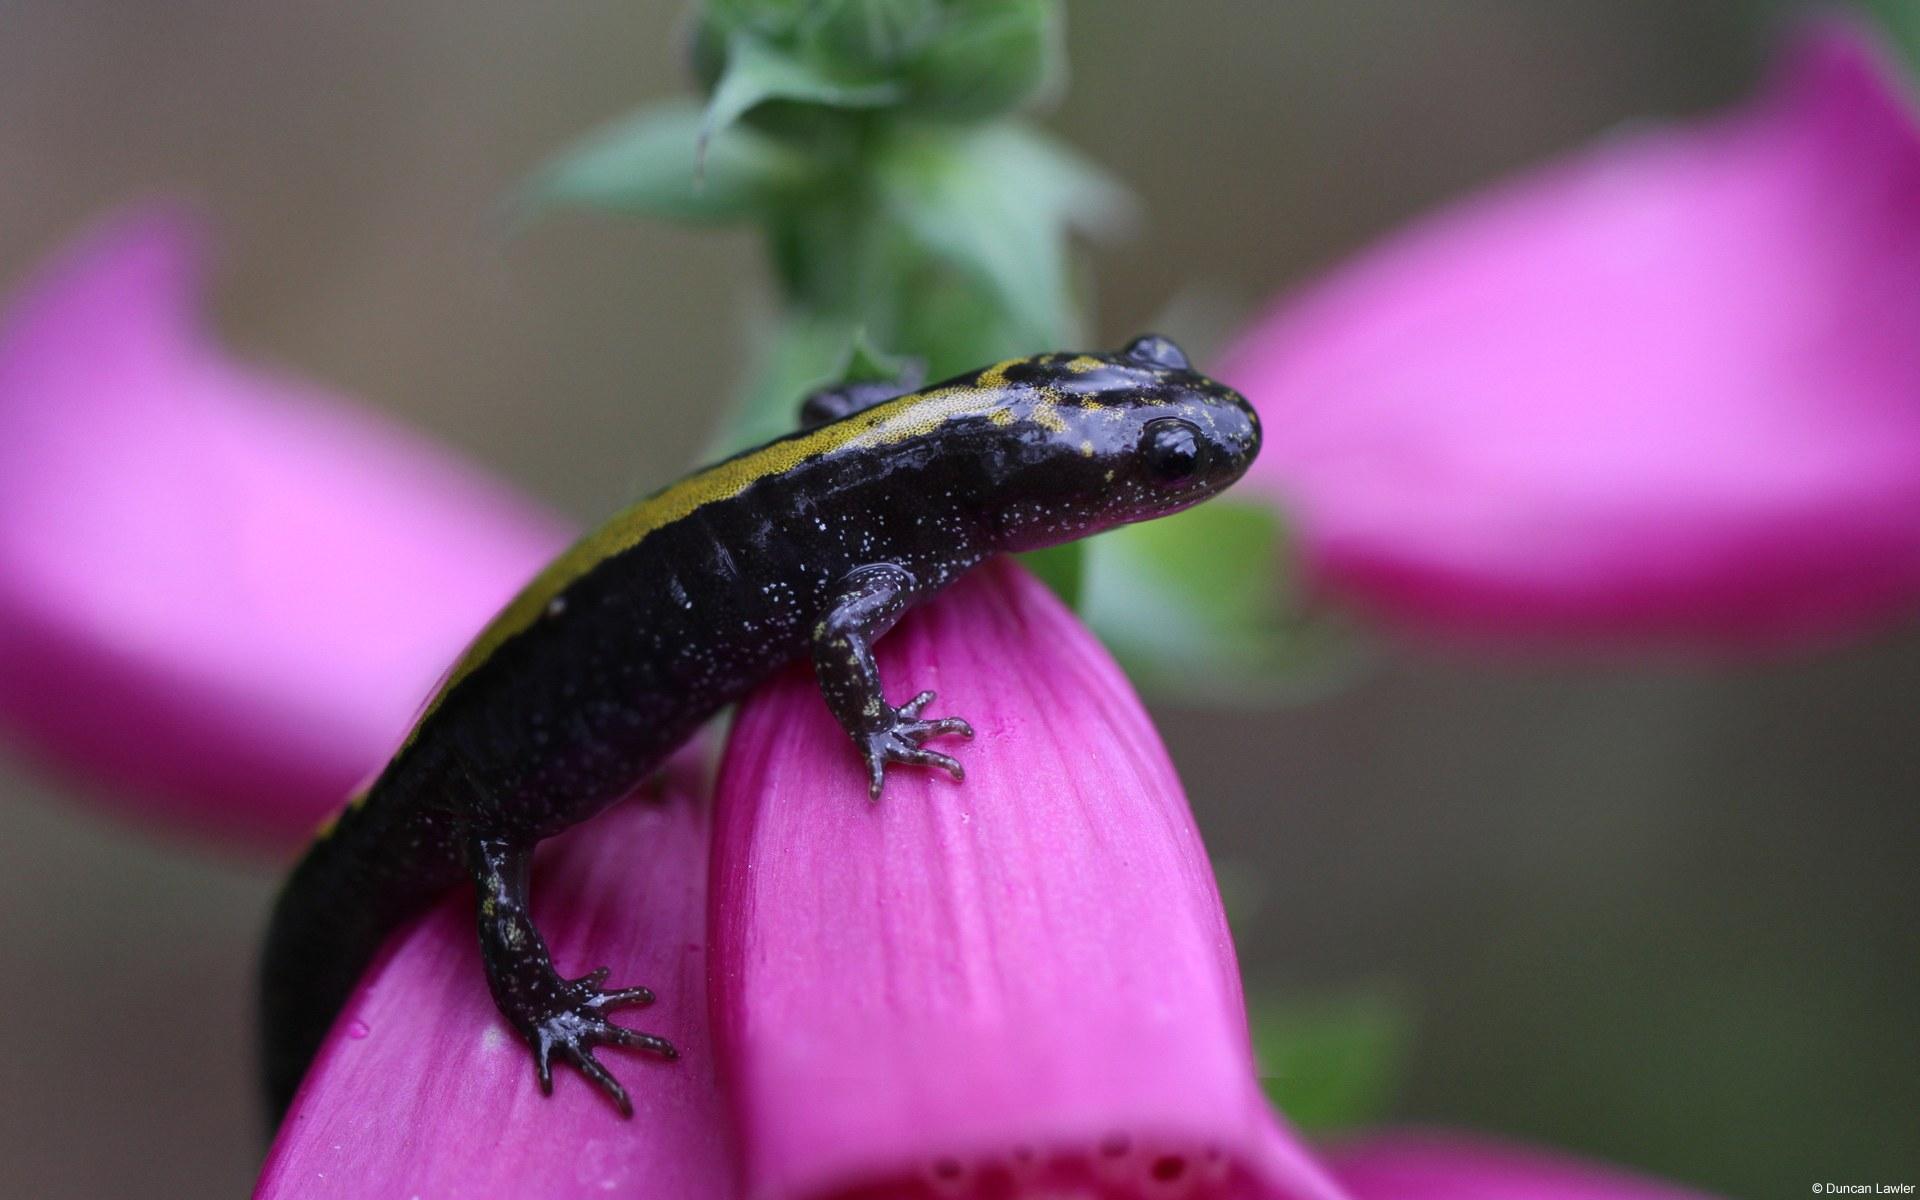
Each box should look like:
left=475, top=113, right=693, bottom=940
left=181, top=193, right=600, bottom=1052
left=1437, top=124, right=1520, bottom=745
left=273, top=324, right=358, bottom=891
left=1324, top=1130, right=1718, bottom=1200
left=257, top=747, right=734, bottom=1199
left=712, top=560, right=1350, bottom=1200
left=1222, top=20, right=1920, bottom=648
left=0, top=205, right=569, bottom=847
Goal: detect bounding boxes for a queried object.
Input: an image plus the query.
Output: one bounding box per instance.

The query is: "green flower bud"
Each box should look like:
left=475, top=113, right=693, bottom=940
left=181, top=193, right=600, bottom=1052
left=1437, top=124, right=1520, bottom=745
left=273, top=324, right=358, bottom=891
left=694, top=0, right=1060, bottom=123
left=798, top=0, right=945, bottom=73
left=901, top=0, right=1058, bottom=119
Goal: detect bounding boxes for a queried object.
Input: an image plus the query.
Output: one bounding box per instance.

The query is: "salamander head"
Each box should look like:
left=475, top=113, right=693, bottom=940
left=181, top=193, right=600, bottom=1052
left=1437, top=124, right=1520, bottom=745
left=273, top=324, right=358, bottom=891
left=955, top=334, right=1262, bottom=551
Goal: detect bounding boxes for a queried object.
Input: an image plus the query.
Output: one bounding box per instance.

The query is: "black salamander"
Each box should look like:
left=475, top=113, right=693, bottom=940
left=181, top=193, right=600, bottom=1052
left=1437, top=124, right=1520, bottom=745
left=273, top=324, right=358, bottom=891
left=260, top=335, right=1260, bottom=1119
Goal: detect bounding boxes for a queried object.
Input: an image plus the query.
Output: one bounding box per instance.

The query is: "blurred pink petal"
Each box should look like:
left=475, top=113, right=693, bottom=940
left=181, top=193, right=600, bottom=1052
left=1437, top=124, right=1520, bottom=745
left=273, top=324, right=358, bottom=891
left=712, top=560, right=1350, bottom=1200
left=1222, top=20, right=1920, bottom=648
left=257, top=747, right=735, bottom=1199
left=1324, top=1130, right=1716, bottom=1200
left=0, top=204, right=569, bottom=847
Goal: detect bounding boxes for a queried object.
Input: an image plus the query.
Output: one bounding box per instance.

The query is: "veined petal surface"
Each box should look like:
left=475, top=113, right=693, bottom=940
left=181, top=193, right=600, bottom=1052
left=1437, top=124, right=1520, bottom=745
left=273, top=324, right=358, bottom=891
left=0, top=205, right=569, bottom=846
left=1325, top=1130, right=1718, bottom=1200
left=712, top=560, right=1349, bottom=1200
left=1222, top=21, right=1920, bottom=649
left=257, top=749, right=735, bottom=1198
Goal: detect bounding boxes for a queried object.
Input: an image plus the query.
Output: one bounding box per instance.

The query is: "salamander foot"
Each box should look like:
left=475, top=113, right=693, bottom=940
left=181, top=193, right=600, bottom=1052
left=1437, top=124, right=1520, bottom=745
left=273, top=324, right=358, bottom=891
left=861, top=689, right=974, bottom=800
left=523, top=967, right=677, bottom=1118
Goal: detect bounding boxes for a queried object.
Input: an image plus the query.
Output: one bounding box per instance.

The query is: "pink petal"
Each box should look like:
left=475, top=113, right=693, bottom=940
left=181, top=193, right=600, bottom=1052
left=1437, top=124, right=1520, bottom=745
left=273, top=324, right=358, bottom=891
left=1221, top=19, right=1920, bottom=649
left=0, top=204, right=570, bottom=847
left=711, top=560, right=1350, bottom=1200
left=257, top=746, right=735, bottom=1199
left=1324, top=1129, right=1718, bottom=1200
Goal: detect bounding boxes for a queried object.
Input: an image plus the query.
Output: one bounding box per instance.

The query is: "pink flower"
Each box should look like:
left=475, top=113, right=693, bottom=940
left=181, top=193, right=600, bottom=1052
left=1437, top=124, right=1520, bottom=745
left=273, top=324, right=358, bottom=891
left=0, top=208, right=1345, bottom=1197
left=712, top=559, right=1348, bottom=1200
left=0, top=205, right=569, bottom=849
left=1221, top=20, right=1920, bottom=649
left=0, top=209, right=1722, bottom=1198
left=256, top=745, right=735, bottom=1198
left=1325, top=1130, right=1715, bottom=1200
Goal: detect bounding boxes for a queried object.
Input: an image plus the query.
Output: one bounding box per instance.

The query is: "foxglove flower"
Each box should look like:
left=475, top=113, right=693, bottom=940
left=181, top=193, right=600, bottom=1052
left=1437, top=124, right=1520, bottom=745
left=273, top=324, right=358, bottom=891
left=0, top=206, right=569, bottom=847
left=1325, top=1130, right=1713, bottom=1200
left=255, top=747, right=734, bottom=1199
left=712, top=559, right=1349, bottom=1200
left=0, top=207, right=1345, bottom=1198
left=0, top=209, right=1724, bottom=1200
left=1222, top=20, right=1920, bottom=648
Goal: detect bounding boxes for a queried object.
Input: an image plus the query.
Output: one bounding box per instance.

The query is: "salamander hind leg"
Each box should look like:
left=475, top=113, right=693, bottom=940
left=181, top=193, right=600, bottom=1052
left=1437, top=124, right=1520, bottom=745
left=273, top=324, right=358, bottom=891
left=467, top=836, right=676, bottom=1117
left=812, top=563, right=975, bottom=800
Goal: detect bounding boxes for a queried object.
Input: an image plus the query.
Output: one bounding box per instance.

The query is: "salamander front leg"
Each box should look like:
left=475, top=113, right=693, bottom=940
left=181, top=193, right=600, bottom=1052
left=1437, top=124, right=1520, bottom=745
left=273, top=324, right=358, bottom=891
left=813, top=563, right=974, bottom=800
left=467, top=836, right=676, bottom=1116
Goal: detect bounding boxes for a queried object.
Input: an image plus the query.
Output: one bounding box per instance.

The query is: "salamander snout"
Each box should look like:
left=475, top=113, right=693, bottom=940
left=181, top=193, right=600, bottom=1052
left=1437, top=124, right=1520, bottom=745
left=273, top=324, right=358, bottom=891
left=987, top=335, right=1266, bottom=549
left=1108, top=334, right=1261, bottom=508
left=1154, top=379, right=1261, bottom=492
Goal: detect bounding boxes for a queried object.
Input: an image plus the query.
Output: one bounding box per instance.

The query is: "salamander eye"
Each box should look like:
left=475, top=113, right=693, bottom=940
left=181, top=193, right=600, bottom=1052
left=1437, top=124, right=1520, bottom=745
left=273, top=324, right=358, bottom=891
left=1122, top=334, right=1190, bottom=371
left=1141, top=418, right=1204, bottom=486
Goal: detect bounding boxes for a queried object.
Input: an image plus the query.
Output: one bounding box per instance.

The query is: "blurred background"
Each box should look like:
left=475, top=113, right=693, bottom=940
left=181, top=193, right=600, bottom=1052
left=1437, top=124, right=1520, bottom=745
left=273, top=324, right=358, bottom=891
left=1, top=2, right=1914, bottom=1196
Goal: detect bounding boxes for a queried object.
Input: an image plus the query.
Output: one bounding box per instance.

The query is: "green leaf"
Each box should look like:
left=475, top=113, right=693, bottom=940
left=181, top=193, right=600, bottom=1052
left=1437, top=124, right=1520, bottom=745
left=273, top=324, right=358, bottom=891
left=904, top=0, right=1060, bottom=118
left=705, top=0, right=814, bottom=37
left=1017, top=542, right=1084, bottom=608
left=1249, top=990, right=1412, bottom=1135
left=875, top=123, right=1132, bottom=348
left=516, top=101, right=817, bottom=223
left=1861, top=0, right=1920, bottom=69
left=986, top=122, right=1133, bottom=241
left=800, top=0, right=946, bottom=70
left=836, top=329, right=912, bottom=384
left=707, top=1, right=1059, bottom=121
left=1078, top=500, right=1364, bottom=701
left=711, top=310, right=866, bottom=456
left=702, top=31, right=903, bottom=151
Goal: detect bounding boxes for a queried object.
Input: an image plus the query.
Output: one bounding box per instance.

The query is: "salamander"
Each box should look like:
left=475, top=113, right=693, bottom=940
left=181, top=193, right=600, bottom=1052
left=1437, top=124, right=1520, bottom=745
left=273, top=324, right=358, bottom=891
left=259, top=334, right=1261, bottom=1119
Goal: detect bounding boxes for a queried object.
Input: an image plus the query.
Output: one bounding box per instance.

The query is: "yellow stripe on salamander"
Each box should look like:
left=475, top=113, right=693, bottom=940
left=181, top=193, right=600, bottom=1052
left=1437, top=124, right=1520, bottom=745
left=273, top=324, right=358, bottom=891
left=973, top=357, right=1021, bottom=390
left=402, top=374, right=1031, bottom=743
